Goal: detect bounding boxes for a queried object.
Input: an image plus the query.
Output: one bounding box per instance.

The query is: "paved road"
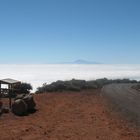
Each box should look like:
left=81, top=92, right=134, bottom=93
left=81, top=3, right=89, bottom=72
left=102, top=83, right=140, bottom=126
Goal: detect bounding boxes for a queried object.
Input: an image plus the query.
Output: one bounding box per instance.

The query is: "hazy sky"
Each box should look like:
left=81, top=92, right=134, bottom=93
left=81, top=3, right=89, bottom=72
left=0, top=0, right=140, bottom=64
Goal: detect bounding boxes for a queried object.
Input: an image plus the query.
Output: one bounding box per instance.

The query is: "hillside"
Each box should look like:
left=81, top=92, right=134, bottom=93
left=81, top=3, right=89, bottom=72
left=0, top=90, right=139, bottom=140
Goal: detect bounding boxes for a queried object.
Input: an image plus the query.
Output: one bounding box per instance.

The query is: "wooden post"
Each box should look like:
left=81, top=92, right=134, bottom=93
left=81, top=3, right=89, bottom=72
left=0, top=82, right=1, bottom=95
left=0, top=82, right=1, bottom=98
left=8, top=84, right=12, bottom=109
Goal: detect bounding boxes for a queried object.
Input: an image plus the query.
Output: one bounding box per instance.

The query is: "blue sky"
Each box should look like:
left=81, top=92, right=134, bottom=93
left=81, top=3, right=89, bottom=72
left=0, top=0, right=140, bottom=64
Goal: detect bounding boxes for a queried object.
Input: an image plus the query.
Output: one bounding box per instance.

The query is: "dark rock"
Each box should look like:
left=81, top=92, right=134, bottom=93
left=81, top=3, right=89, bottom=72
left=23, top=95, right=36, bottom=111
left=12, top=99, right=27, bottom=116
left=14, top=94, right=26, bottom=101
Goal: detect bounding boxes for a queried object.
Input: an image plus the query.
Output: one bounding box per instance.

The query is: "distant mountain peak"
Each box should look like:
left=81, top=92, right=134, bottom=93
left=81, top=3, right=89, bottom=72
left=73, top=59, right=100, bottom=64
left=53, top=59, right=101, bottom=64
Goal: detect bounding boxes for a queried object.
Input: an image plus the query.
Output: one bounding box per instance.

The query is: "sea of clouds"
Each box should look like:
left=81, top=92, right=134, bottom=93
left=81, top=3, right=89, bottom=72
left=0, top=64, right=140, bottom=91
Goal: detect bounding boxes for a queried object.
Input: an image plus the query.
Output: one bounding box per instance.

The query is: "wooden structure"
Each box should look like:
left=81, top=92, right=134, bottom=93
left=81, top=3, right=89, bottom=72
left=0, top=78, right=21, bottom=108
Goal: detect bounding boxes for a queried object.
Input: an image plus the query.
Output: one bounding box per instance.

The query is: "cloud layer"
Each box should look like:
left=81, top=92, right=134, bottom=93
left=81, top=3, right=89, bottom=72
left=0, top=64, right=140, bottom=91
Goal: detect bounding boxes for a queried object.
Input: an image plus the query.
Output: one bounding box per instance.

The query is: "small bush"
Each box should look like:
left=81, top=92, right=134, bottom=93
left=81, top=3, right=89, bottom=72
left=13, top=82, right=32, bottom=95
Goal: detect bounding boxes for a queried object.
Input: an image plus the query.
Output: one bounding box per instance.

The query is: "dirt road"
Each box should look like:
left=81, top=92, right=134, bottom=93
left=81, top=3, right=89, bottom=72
left=102, top=83, right=140, bottom=126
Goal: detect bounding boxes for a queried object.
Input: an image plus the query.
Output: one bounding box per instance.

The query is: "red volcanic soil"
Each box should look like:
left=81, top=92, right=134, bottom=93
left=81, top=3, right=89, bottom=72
left=0, top=90, right=140, bottom=140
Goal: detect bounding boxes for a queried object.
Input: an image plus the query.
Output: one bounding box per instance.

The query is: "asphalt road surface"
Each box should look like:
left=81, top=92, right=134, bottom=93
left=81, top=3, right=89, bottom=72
left=102, top=83, right=140, bottom=126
